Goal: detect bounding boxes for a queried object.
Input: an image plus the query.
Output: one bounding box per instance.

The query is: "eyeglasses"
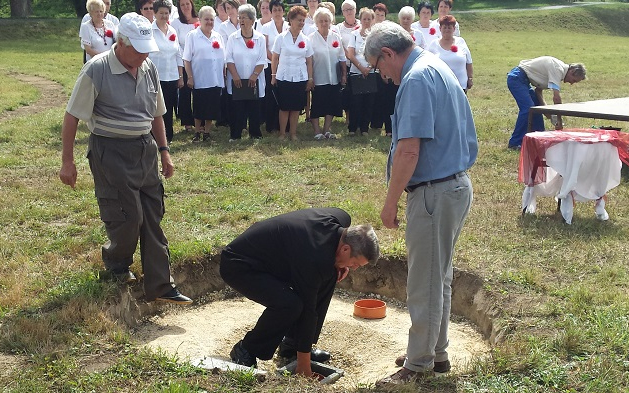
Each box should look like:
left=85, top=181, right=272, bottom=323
left=372, top=55, right=383, bottom=73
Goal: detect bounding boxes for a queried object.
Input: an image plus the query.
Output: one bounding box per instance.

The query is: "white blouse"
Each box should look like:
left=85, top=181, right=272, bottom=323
left=348, top=29, right=372, bottom=74
left=308, top=30, right=346, bottom=86
left=302, top=14, right=316, bottom=36
left=225, top=30, right=267, bottom=97
left=217, top=19, right=240, bottom=48
left=261, top=19, right=289, bottom=63
left=272, top=30, right=314, bottom=82
left=182, top=29, right=226, bottom=89
left=149, top=22, right=184, bottom=82
left=411, top=28, right=427, bottom=49
left=427, top=36, right=472, bottom=89
left=415, top=24, right=440, bottom=48
left=170, top=18, right=197, bottom=52
left=80, top=19, right=117, bottom=61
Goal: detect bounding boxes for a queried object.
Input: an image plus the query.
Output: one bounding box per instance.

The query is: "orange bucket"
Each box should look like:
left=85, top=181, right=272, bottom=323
left=353, top=299, right=386, bottom=319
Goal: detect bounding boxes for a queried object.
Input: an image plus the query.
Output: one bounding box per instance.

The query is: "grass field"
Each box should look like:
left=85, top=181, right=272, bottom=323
left=1, top=4, right=629, bottom=392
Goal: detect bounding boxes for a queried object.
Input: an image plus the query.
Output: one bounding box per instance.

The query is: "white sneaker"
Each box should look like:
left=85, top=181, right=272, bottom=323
left=314, top=133, right=325, bottom=140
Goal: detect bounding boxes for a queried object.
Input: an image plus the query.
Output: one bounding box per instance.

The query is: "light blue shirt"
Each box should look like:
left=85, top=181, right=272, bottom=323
left=388, top=47, right=478, bottom=185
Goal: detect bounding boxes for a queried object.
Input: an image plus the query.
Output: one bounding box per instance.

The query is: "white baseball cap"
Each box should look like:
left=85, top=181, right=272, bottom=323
left=118, top=12, right=159, bottom=53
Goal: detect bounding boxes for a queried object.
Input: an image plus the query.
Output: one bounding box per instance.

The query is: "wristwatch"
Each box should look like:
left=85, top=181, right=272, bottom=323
left=158, top=146, right=170, bottom=152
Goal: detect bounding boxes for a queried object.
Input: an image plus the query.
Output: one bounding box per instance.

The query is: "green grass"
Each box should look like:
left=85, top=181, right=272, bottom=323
left=0, top=74, right=39, bottom=112
left=2, top=3, right=629, bottom=392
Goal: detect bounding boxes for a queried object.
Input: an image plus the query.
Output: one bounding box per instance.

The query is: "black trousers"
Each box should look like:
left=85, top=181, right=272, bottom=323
left=161, top=80, right=178, bottom=142
left=177, top=69, right=194, bottom=127
left=348, top=90, right=376, bottom=133
left=229, top=97, right=262, bottom=139
left=371, top=77, right=397, bottom=133
left=264, top=67, right=280, bottom=132
left=220, top=252, right=334, bottom=360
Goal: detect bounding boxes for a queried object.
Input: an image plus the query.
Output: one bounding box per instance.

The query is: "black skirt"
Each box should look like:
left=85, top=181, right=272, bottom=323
left=192, top=87, right=222, bottom=120
left=310, top=84, right=343, bottom=118
left=276, top=80, right=307, bottom=111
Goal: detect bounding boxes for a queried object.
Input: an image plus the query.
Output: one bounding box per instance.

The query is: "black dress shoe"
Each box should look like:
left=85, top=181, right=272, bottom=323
left=278, top=338, right=331, bottom=363
left=111, top=269, right=137, bottom=284
left=230, top=340, right=257, bottom=367
left=155, top=288, right=193, bottom=305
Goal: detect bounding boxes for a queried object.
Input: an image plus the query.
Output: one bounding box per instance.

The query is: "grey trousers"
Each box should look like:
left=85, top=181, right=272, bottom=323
left=87, top=133, right=175, bottom=300
left=403, top=172, right=473, bottom=372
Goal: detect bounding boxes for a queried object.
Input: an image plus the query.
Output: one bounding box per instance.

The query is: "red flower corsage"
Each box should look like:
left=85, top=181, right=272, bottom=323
left=411, top=34, right=415, bottom=41
left=194, top=21, right=200, bottom=28
left=354, top=25, right=359, bottom=30
left=105, top=29, right=113, bottom=37
left=169, top=34, right=176, bottom=41
left=332, top=40, right=339, bottom=48
left=212, top=41, right=220, bottom=49
left=246, top=40, right=255, bottom=49
left=450, top=45, right=458, bottom=52
left=298, top=41, right=305, bottom=48
left=429, top=27, right=436, bottom=35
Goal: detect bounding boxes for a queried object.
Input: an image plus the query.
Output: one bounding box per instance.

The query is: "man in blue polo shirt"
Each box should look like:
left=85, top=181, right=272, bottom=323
left=364, top=21, right=477, bottom=384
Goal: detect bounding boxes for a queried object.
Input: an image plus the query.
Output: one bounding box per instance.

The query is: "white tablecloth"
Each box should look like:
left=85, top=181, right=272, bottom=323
left=521, top=140, right=621, bottom=224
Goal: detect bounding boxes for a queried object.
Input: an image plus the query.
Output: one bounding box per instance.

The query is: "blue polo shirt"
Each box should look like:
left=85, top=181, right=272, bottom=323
left=387, top=47, right=478, bottom=185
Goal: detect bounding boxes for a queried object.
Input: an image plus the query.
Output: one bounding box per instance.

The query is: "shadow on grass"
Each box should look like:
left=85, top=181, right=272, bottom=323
left=168, top=128, right=393, bottom=157
left=520, top=209, right=622, bottom=240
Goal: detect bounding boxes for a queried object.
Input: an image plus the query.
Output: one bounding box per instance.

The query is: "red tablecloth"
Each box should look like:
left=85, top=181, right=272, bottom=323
left=518, top=128, right=629, bottom=186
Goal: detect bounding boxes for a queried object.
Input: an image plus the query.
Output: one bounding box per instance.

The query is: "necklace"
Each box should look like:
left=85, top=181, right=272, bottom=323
left=241, top=31, right=253, bottom=39
left=344, top=20, right=357, bottom=28
left=92, top=20, right=107, bottom=46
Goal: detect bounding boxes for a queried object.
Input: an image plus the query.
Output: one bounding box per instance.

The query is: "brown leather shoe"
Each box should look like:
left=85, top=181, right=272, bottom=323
left=376, top=367, right=434, bottom=386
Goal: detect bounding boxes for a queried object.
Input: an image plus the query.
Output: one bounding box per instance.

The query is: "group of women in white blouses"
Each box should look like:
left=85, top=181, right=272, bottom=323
left=79, top=0, right=473, bottom=142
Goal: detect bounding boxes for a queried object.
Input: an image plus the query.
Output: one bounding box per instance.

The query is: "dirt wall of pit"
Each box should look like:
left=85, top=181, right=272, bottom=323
left=108, top=254, right=504, bottom=345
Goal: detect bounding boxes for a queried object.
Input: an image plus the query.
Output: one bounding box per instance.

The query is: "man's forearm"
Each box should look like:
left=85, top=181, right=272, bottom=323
left=61, top=112, right=79, bottom=164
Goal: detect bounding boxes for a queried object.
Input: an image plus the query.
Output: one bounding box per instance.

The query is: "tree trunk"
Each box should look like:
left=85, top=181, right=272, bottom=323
left=74, top=0, right=87, bottom=18
left=10, top=0, right=32, bottom=18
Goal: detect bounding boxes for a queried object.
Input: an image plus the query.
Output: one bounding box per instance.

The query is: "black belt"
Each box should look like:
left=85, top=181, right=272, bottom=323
left=405, top=173, right=459, bottom=193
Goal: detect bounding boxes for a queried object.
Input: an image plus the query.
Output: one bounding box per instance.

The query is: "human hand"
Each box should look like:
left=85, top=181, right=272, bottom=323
left=248, top=76, right=257, bottom=88
left=306, top=79, right=314, bottom=91
left=271, top=76, right=277, bottom=86
left=59, top=161, right=77, bottom=189
left=160, top=152, right=174, bottom=179
left=467, top=78, right=473, bottom=89
left=337, top=267, right=350, bottom=282
left=380, top=202, right=400, bottom=229
left=233, top=77, right=242, bottom=88
left=186, top=77, right=194, bottom=89
left=177, top=78, right=184, bottom=89
left=294, top=353, right=313, bottom=378
left=360, top=66, right=370, bottom=77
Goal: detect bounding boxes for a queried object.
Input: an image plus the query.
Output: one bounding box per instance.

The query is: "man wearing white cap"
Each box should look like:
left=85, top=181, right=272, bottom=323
left=59, top=13, right=192, bottom=305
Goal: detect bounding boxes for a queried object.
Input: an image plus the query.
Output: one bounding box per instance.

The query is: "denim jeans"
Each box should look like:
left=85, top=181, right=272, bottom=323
left=507, top=66, right=545, bottom=147
left=403, top=173, right=473, bottom=372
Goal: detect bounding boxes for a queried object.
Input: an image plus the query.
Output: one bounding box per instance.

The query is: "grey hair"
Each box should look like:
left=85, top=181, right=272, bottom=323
left=398, top=5, right=415, bottom=20
left=364, top=21, right=414, bottom=60
left=341, top=0, right=356, bottom=11
left=568, top=63, right=587, bottom=79
left=238, top=3, right=257, bottom=20
left=86, top=0, right=105, bottom=13
left=313, top=7, right=333, bottom=23
left=345, top=225, right=380, bottom=265
left=116, top=32, right=132, bottom=46
left=198, top=5, right=217, bottom=19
